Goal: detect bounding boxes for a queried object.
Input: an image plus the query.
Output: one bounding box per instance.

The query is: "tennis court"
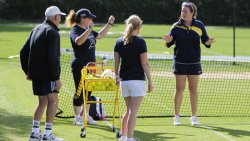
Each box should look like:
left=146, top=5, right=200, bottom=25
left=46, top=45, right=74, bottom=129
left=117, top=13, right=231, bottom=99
left=0, top=23, right=249, bottom=141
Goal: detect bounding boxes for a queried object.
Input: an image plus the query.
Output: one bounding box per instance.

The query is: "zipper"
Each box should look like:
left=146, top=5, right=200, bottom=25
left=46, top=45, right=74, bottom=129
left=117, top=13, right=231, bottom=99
left=187, top=26, right=190, bottom=38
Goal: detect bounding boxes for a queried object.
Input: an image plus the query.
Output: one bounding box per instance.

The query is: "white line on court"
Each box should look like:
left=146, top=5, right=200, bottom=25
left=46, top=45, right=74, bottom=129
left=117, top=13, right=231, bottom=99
left=144, top=96, right=173, bottom=111
left=185, top=118, right=236, bottom=141
left=199, top=124, right=235, bottom=141
left=145, top=97, right=235, bottom=141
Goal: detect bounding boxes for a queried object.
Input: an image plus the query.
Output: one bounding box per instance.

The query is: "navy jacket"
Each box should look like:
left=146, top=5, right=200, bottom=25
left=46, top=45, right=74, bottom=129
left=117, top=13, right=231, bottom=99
left=20, top=20, right=61, bottom=81
left=166, top=18, right=210, bottom=63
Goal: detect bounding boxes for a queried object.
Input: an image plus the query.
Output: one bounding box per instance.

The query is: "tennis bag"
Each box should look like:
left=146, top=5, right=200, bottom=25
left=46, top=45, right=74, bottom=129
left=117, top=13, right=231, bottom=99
left=89, top=96, right=106, bottom=120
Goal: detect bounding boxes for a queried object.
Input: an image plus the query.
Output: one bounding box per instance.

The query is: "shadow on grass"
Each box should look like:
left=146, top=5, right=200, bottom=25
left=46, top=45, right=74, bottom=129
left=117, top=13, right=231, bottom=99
left=135, top=130, right=175, bottom=141
left=134, top=130, right=196, bottom=141
left=191, top=124, right=250, bottom=138
left=55, top=118, right=120, bottom=140
left=0, top=108, right=33, bottom=140
left=53, top=118, right=196, bottom=140
left=87, top=124, right=119, bottom=140
left=88, top=120, right=193, bottom=141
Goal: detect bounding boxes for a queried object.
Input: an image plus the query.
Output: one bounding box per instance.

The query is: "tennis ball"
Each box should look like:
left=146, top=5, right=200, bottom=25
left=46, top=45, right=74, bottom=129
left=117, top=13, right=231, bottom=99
left=102, top=85, right=106, bottom=90
left=105, top=82, right=110, bottom=87
left=96, top=85, right=103, bottom=90
left=97, top=81, right=102, bottom=86
left=107, top=86, right=113, bottom=91
left=111, top=83, right=116, bottom=90
left=87, top=85, right=93, bottom=91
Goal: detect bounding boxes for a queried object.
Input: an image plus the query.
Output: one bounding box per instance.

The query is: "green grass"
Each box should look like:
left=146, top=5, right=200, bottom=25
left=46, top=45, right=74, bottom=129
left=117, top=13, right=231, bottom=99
left=1, top=73, right=250, bottom=141
left=0, top=22, right=250, bottom=141
left=0, top=59, right=250, bottom=141
left=1, top=22, right=250, bottom=58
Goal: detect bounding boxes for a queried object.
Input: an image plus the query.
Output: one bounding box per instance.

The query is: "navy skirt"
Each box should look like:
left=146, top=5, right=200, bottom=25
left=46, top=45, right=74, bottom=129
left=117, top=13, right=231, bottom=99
left=173, top=63, right=202, bottom=75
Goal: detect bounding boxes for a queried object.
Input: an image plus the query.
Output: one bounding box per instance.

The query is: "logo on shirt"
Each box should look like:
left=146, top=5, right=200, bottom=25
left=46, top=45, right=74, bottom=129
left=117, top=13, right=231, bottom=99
left=88, top=34, right=96, bottom=49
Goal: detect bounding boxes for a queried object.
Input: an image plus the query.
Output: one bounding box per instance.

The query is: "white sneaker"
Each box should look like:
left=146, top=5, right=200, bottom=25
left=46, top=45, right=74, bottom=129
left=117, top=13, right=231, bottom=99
left=118, top=138, right=126, bottom=141
left=74, top=117, right=83, bottom=126
left=118, top=136, right=127, bottom=141
left=28, top=132, right=42, bottom=141
left=126, top=138, right=136, bottom=141
left=173, top=115, right=181, bottom=126
left=87, top=115, right=98, bottom=125
left=191, top=116, right=199, bottom=125
left=42, top=133, right=64, bottom=141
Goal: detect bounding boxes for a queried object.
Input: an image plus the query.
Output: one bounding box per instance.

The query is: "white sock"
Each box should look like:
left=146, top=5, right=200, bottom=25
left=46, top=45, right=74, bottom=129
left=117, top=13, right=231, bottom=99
left=32, top=120, right=40, bottom=134
left=175, top=115, right=180, bottom=118
left=44, top=122, right=53, bottom=136
left=75, top=115, right=81, bottom=119
left=127, top=138, right=134, bottom=141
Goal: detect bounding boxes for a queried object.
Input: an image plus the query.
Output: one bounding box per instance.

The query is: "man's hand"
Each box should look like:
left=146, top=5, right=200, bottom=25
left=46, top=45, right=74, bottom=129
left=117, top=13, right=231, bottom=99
left=55, top=80, right=62, bottom=91
left=26, top=74, right=31, bottom=81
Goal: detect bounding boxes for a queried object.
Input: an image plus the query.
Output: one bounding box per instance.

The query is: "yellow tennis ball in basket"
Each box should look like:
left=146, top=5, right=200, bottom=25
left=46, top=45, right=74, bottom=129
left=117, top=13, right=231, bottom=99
left=97, top=81, right=102, bottom=86
left=107, top=85, right=112, bottom=91
left=105, top=82, right=110, bottom=87
left=97, top=85, right=103, bottom=90
left=111, top=83, right=116, bottom=90
left=87, top=85, right=93, bottom=91
left=102, top=85, right=106, bottom=90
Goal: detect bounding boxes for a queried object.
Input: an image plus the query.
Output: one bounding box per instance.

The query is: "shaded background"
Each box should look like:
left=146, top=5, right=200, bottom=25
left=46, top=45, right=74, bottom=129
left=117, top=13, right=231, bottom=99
left=0, top=0, right=250, bottom=26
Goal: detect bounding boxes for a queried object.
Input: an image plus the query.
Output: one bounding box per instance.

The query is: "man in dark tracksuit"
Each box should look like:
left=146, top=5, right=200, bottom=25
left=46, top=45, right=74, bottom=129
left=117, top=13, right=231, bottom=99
left=20, top=6, right=65, bottom=141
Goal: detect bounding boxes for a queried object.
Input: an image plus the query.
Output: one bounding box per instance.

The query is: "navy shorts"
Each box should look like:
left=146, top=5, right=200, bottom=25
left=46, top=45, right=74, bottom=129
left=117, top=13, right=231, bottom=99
left=173, top=63, right=202, bottom=75
left=32, top=79, right=58, bottom=96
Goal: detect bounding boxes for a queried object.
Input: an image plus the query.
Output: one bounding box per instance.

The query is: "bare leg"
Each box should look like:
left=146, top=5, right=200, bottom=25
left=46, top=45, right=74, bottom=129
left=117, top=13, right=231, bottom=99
left=34, top=96, right=48, bottom=121
left=74, top=106, right=81, bottom=116
left=187, top=75, right=199, bottom=116
left=127, top=96, right=144, bottom=138
left=46, top=93, right=58, bottom=123
left=121, top=97, right=131, bottom=137
left=174, top=75, right=187, bottom=115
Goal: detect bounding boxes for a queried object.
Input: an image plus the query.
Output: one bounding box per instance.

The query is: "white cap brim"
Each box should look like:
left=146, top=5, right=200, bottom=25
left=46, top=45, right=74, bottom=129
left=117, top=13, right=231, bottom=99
left=59, top=12, right=66, bottom=16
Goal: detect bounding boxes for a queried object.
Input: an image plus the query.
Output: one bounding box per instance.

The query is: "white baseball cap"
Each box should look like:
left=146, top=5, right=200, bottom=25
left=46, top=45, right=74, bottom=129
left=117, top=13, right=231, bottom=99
left=45, top=6, right=66, bottom=16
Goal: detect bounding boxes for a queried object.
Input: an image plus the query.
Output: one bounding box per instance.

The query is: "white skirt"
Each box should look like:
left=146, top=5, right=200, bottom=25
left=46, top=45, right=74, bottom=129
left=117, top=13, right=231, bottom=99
left=120, top=80, right=146, bottom=97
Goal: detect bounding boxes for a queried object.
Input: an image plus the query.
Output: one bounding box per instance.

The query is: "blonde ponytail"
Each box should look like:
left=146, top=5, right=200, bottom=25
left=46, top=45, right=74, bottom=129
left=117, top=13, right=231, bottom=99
left=123, top=23, right=134, bottom=45
left=123, top=15, right=143, bottom=45
left=65, top=10, right=77, bottom=27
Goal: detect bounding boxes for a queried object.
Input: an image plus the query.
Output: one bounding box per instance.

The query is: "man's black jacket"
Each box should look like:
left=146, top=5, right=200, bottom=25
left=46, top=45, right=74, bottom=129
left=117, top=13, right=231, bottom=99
left=20, top=20, right=61, bottom=81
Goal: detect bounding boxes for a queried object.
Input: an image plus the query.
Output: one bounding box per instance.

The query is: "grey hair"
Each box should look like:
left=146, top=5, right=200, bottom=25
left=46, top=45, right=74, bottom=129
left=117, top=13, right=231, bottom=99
left=46, top=15, right=56, bottom=21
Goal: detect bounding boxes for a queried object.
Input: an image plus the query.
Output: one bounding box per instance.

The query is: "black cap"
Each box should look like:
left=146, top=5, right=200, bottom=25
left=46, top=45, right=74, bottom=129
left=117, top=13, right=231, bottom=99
left=75, top=8, right=96, bottom=21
